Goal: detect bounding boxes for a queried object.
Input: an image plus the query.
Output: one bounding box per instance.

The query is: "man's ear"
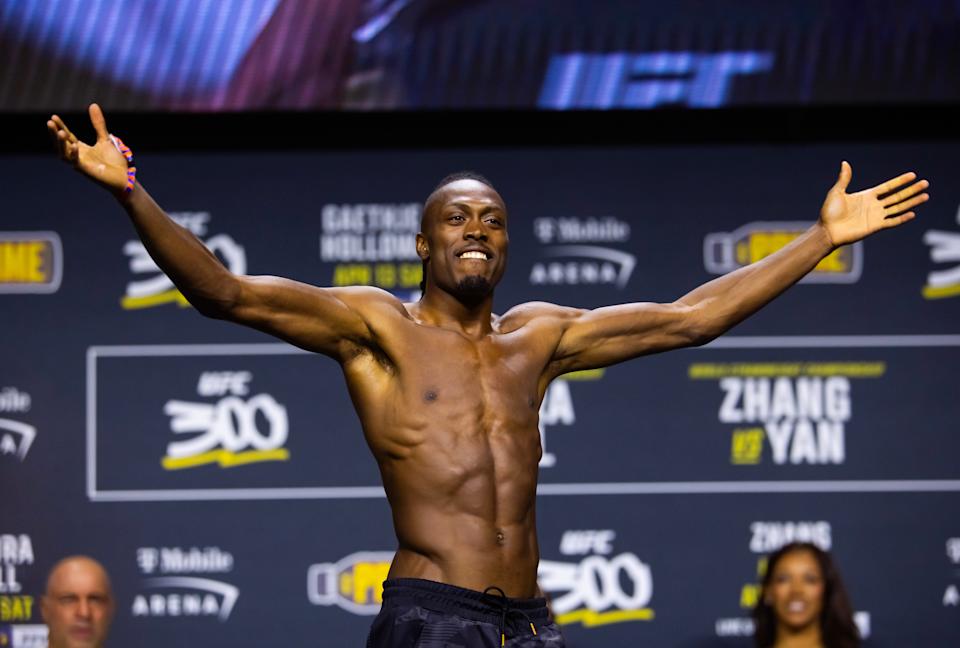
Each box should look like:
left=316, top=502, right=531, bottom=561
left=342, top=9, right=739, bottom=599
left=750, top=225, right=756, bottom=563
left=416, top=233, right=430, bottom=262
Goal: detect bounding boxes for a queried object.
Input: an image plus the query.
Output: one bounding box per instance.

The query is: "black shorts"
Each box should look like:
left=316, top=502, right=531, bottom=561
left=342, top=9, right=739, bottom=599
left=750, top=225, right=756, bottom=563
left=366, top=578, right=565, bottom=648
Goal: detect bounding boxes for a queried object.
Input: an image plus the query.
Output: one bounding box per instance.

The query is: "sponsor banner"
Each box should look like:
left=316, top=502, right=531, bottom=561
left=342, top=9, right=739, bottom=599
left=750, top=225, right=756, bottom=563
left=307, top=527, right=655, bottom=630
left=0, top=534, right=37, bottom=631
left=2, top=141, right=959, bottom=646
left=704, top=222, right=862, bottom=283
left=307, top=551, right=393, bottom=615
left=529, top=216, right=636, bottom=288
left=535, top=343, right=960, bottom=485
left=673, top=345, right=960, bottom=479
left=0, top=388, right=35, bottom=463
left=0, top=232, right=62, bottom=294
left=87, top=345, right=379, bottom=501
left=132, top=546, right=238, bottom=621
left=320, top=202, right=422, bottom=299
left=121, top=212, right=246, bottom=310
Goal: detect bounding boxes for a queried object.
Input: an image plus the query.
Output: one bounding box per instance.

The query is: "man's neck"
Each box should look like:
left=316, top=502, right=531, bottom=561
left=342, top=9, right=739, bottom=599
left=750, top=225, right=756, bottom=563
left=414, top=286, right=495, bottom=337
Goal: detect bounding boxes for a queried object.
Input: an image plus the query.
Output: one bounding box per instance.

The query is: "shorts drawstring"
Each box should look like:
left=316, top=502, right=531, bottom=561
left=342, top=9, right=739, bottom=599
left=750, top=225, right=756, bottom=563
left=482, top=586, right=538, bottom=646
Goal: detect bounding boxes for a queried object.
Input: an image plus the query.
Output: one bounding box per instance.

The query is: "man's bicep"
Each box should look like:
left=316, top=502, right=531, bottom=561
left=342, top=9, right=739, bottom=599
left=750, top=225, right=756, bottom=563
left=553, top=301, right=704, bottom=371
left=227, top=276, right=376, bottom=357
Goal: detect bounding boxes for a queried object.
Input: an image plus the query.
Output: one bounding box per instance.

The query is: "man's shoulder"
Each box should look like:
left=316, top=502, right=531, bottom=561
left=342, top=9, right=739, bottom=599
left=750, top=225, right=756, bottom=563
left=498, top=301, right=586, bottom=331
left=331, top=285, right=410, bottom=318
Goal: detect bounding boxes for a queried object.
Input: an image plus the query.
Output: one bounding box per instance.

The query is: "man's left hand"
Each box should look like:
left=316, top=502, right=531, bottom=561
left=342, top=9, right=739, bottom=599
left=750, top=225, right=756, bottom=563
left=819, top=161, right=929, bottom=248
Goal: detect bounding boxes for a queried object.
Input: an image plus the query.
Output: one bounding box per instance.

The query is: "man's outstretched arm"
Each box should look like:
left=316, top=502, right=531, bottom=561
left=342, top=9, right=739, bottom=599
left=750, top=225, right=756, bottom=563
left=47, top=104, right=380, bottom=360
left=547, top=162, right=929, bottom=375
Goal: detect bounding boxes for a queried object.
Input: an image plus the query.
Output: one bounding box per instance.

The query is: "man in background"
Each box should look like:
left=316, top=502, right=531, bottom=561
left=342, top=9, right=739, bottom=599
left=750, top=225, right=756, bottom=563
left=41, top=556, right=114, bottom=648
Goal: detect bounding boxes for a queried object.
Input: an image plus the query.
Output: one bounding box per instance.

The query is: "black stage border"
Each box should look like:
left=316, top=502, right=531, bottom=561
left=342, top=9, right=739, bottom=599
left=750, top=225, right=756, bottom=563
left=5, top=105, right=958, bottom=154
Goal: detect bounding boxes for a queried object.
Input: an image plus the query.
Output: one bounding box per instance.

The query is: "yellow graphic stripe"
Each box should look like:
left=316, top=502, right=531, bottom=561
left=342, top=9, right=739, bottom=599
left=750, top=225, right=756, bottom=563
left=122, top=289, right=191, bottom=309
left=689, top=362, right=885, bottom=379
left=162, top=448, right=290, bottom=470
left=922, top=283, right=960, bottom=300
left=559, top=368, right=605, bottom=381
left=555, top=608, right=655, bottom=627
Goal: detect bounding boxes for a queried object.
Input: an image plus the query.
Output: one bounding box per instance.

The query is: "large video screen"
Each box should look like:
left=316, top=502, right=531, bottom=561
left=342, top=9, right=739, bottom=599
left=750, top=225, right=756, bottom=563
left=2, top=0, right=959, bottom=111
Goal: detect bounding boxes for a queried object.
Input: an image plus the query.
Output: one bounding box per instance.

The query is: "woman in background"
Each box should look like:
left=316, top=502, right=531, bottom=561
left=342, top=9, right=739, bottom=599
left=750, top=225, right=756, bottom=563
left=753, top=542, right=860, bottom=648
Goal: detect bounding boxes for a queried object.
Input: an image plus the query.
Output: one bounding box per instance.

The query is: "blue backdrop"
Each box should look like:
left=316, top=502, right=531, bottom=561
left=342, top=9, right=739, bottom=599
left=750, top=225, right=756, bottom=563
left=2, top=140, right=959, bottom=646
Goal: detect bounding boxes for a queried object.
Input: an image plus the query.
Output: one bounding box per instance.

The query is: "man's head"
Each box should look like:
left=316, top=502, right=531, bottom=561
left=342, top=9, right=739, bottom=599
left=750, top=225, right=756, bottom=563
left=417, top=172, right=508, bottom=300
left=41, top=556, right=114, bottom=648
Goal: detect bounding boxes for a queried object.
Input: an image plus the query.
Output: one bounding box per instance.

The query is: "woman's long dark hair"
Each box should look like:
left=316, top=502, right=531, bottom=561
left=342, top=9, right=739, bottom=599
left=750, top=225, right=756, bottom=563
left=752, top=542, right=860, bottom=648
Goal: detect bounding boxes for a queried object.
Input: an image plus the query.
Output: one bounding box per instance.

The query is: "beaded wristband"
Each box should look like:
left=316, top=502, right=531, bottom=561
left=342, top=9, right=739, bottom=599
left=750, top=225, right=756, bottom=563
left=109, top=134, right=137, bottom=193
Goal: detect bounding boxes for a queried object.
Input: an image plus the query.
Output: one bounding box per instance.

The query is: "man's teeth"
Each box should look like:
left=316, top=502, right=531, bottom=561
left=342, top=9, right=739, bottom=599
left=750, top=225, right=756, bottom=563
left=460, top=251, right=487, bottom=260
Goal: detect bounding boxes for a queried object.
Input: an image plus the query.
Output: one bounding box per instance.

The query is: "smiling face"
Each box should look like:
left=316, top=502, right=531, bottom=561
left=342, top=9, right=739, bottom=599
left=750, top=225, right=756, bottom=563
left=765, top=548, right=826, bottom=635
left=42, top=557, right=114, bottom=648
left=417, top=178, right=509, bottom=300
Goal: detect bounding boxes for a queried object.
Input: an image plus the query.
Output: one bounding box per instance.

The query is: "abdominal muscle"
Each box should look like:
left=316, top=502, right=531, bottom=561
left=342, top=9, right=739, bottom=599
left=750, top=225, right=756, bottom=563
left=376, top=423, right=543, bottom=598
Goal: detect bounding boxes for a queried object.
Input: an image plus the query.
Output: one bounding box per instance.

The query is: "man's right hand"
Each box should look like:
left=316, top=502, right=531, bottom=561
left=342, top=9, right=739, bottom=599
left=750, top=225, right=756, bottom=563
left=47, top=103, right=131, bottom=197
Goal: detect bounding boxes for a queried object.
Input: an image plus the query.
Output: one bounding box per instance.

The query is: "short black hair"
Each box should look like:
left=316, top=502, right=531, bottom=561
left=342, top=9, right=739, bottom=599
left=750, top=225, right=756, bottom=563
left=422, top=171, right=498, bottom=229
left=419, top=171, right=498, bottom=294
left=431, top=171, right=496, bottom=195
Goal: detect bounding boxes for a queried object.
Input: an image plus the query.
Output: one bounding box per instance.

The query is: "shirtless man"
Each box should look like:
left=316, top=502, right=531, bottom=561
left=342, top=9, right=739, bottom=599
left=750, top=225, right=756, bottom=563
left=48, top=105, right=929, bottom=647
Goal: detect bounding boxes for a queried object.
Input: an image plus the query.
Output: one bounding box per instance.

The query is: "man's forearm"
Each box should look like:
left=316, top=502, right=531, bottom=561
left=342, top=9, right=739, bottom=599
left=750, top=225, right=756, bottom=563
left=678, top=223, right=834, bottom=339
left=120, top=185, right=239, bottom=315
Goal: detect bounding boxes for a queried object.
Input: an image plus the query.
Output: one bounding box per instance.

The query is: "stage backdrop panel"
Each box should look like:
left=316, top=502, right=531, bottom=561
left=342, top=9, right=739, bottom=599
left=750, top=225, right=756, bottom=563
left=2, top=141, right=959, bottom=647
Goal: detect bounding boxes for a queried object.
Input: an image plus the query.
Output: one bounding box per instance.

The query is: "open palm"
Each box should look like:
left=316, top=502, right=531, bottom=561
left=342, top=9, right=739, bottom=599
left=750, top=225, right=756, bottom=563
left=47, top=103, right=130, bottom=195
left=819, top=161, right=929, bottom=248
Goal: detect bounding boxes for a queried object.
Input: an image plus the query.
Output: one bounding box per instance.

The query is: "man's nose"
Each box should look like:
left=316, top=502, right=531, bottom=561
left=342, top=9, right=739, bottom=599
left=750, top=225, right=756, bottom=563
left=464, top=219, right=488, bottom=240
left=76, top=599, right=92, bottom=619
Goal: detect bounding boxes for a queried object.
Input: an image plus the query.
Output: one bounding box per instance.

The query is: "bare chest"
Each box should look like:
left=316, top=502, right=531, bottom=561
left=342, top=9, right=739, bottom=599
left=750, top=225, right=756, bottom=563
left=345, top=322, right=550, bottom=452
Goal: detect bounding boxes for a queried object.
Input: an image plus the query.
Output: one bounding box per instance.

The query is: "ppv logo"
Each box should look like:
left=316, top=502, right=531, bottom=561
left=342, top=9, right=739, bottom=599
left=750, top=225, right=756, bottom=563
left=307, top=552, right=393, bottom=615
left=0, top=231, right=62, bottom=294
left=121, top=212, right=246, bottom=309
left=704, top=222, right=862, bottom=283
left=540, top=530, right=654, bottom=627
left=162, top=371, right=289, bottom=470
left=131, top=577, right=239, bottom=621
left=922, top=207, right=960, bottom=299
